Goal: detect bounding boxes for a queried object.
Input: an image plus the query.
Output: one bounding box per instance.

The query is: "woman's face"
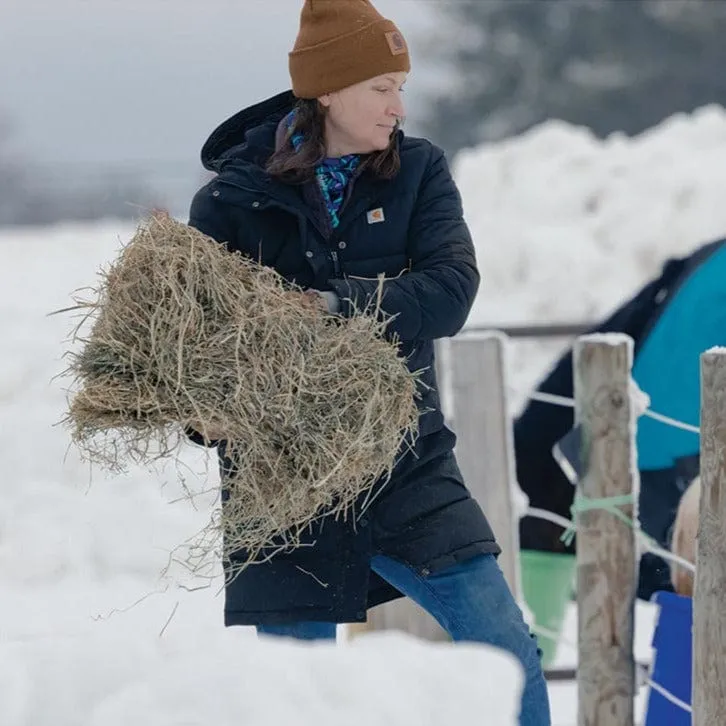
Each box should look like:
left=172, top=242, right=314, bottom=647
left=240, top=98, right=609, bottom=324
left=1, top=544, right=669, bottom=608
left=318, top=71, right=408, bottom=157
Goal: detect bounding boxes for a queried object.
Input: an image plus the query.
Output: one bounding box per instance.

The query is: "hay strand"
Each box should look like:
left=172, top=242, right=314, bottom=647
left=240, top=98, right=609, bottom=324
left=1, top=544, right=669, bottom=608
left=62, top=214, right=421, bottom=576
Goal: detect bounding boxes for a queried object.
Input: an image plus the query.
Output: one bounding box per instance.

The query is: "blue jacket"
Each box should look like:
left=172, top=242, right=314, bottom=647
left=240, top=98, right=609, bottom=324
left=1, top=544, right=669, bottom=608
left=188, top=91, right=498, bottom=625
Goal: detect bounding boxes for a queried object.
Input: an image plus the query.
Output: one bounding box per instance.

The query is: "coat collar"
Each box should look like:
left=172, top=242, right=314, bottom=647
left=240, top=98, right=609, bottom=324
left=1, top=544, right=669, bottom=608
left=199, top=91, right=401, bottom=233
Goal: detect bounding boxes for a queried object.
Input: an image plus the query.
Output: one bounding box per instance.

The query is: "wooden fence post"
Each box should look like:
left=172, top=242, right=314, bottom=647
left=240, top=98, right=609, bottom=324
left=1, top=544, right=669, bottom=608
left=574, top=334, right=638, bottom=726
left=693, top=349, right=726, bottom=723
left=449, top=333, right=521, bottom=598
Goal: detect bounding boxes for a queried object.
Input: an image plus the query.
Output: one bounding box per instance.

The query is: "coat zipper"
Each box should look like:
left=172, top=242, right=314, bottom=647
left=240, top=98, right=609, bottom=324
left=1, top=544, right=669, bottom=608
left=330, top=249, right=342, bottom=277
left=216, top=177, right=349, bottom=278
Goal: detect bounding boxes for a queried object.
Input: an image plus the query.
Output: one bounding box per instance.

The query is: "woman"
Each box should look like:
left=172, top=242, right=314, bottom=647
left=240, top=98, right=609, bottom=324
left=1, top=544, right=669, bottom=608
left=187, top=1, right=550, bottom=723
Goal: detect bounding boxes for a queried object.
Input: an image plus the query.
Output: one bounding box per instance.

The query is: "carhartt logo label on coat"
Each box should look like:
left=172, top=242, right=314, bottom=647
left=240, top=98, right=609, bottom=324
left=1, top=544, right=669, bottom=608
left=367, top=208, right=385, bottom=224
left=385, top=31, right=407, bottom=56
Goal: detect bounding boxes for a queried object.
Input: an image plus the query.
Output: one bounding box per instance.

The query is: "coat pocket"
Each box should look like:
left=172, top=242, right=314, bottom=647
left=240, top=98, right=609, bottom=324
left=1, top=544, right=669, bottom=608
left=346, top=260, right=412, bottom=282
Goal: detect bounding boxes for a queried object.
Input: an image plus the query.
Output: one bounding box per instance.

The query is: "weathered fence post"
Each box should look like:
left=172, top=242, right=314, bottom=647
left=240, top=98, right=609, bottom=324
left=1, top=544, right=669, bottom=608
left=574, top=334, right=638, bottom=726
left=693, top=349, right=726, bottom=723
left=449, top=333, right=521, bottom=598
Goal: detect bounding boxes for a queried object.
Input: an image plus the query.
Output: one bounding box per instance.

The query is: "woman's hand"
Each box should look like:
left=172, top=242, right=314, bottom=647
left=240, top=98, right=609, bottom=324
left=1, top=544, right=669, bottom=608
left=301, top=290, right=329, bottom=311
left=301, top=289, right=340, bottom=313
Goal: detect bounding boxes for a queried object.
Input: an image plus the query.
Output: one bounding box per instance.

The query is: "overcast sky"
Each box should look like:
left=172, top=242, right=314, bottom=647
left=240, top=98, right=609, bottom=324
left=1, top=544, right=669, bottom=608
left=1, top=0, right=440, bottom=211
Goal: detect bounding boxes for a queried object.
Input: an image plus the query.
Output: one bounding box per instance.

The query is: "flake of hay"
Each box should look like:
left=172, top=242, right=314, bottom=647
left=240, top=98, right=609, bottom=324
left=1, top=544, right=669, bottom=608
left=61, top=214, right=422, bottom=576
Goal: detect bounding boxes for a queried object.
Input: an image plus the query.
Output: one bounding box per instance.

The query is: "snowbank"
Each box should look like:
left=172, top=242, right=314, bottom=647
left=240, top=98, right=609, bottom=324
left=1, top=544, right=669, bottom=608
left=0, top=628, right=522, bottom=726
left=459, top=104, right=726, bottom=326
left=455, top=104, right=726, bottom=404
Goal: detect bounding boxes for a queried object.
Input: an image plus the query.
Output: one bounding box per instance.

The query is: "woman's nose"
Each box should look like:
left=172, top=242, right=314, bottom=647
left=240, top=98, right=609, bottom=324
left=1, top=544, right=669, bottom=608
left=389, top=93, right=405, bottom=120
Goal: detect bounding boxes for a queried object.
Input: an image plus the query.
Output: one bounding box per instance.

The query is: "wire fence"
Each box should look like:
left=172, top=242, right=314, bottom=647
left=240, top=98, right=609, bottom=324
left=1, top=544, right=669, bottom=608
left=517, top=378, right=698, bottom=715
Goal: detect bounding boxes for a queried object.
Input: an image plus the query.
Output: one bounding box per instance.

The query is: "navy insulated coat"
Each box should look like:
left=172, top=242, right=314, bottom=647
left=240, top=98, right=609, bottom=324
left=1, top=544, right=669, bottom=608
left=188, top=90, right=499, bottom=625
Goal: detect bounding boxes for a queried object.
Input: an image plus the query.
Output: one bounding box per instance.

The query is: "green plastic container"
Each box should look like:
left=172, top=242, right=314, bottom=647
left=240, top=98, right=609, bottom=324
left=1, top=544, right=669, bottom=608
left=520, top=549, right=577, bottom=667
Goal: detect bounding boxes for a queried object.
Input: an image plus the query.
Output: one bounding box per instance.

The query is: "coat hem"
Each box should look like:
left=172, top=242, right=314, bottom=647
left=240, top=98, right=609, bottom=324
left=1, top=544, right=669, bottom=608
left=224, top=606, right=369, bottom=627
left=224, top=541, right=502, bottom=626
left=424, top=540, right=501, bottom=575
left=365, top=540, right=501, bottom=610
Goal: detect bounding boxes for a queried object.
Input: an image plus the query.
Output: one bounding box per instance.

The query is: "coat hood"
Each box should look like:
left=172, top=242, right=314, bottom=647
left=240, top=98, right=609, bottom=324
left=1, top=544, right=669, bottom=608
left=200, top=90, right=296, bottom=173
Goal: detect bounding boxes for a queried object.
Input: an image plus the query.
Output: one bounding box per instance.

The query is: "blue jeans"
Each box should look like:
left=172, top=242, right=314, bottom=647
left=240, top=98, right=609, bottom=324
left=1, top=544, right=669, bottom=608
left=257, top=553, right=551, bottom=726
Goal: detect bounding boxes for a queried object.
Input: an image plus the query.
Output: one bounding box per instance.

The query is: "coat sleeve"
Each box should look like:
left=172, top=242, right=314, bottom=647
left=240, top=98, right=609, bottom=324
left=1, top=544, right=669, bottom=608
left=187, top=183, right=238, bottom=247
left=327, top=145, right=480, bottom=342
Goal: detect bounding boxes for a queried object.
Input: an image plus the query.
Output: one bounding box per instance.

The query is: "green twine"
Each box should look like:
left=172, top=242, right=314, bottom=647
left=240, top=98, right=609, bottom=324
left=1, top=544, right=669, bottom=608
left=560, top=492, right=637, bottom=547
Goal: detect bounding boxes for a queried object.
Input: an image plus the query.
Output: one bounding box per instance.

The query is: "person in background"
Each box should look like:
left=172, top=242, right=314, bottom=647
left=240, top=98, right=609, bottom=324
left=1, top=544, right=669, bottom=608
left=517, top=238, right=725, bottom=602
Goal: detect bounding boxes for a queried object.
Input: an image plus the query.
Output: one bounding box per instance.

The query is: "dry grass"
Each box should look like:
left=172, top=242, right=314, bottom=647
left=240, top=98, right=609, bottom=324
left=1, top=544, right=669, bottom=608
left=61, top=214, right=422, bottom=577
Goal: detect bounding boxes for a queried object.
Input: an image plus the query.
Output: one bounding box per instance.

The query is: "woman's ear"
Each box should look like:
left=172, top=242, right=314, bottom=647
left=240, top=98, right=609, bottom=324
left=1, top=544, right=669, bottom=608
left=318, top=93, right=331, bottom=109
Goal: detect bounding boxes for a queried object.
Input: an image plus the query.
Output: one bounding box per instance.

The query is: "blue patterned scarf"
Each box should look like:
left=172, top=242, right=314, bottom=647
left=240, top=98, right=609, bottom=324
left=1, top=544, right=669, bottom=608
left=283, top=110, right=361, bottom=229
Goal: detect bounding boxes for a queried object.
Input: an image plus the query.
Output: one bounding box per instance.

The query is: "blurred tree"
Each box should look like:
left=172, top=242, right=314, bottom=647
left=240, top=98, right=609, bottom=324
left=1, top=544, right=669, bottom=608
left=0, top=114, right=39, bottom=224
left=0, top=111, right=162, bottom=226
left=421, top=0, right=726, bottom=157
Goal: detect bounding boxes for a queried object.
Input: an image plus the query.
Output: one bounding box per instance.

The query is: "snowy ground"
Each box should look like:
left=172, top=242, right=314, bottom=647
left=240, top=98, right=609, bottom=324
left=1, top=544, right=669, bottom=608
left=0, top=222, right=523, bottom=725
left=3, top=105, right=721, bottom=724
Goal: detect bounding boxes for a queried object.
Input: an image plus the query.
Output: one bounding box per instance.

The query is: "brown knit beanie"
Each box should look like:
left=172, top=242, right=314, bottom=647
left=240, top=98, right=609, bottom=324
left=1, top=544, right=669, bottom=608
left=289, top=0, right=411, bottom=99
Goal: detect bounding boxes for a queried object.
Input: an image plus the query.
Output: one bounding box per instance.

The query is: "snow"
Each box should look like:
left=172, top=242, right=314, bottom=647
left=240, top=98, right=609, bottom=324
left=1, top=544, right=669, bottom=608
left=457, top=104, right=726, bottom=410
left=575, top=332, right=633, bottom=346
left=5, top=102, right=723, bottom=724
left=0, top=627, right=523, bottom=726
left=0, top=223, right=522, bottom=725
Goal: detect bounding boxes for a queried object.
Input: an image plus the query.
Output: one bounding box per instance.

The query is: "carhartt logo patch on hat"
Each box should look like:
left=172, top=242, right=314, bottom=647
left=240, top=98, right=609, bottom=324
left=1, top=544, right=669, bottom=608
left=367, top=207, right=385, bottom=224
left=385, top=31, right=407, bottom=56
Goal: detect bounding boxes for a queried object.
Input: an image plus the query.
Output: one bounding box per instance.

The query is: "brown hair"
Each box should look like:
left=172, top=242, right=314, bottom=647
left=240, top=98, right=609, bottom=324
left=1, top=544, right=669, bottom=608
left=266, top=98, right=401, bottom=184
